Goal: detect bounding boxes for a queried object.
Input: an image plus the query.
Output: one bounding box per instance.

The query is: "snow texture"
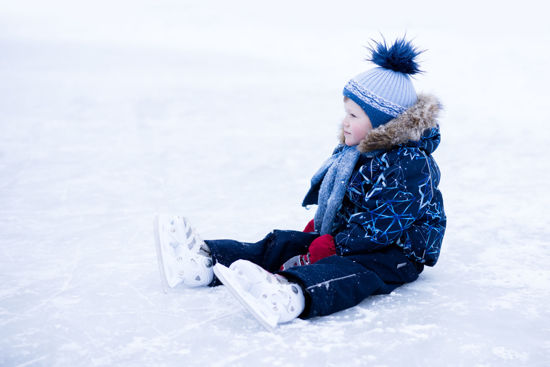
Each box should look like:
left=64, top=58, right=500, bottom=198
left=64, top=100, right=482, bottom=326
left=1, top=0, right=550, bottom=366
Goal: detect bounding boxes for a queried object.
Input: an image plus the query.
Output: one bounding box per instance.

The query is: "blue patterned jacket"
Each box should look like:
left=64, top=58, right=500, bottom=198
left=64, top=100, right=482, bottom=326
left=303, top=95, right=446, bottom=266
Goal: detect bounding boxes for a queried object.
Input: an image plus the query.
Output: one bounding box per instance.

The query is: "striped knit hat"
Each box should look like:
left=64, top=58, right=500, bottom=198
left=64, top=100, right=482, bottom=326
left=343, top=37, right=423, bottom=128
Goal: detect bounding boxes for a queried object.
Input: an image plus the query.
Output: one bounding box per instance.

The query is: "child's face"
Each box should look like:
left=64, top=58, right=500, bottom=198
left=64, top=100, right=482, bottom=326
left=342, top=98, right=373, bottom=146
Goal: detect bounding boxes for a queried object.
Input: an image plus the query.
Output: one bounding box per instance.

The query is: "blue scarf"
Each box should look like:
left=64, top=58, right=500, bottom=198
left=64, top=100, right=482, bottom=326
left=310, top=145, right=360, bottom=235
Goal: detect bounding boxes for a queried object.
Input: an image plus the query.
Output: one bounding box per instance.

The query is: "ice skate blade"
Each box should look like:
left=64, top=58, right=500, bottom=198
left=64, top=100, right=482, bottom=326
left=213, top=263, right=278, bottom=332
left=153, top=214, right=171, bottom=293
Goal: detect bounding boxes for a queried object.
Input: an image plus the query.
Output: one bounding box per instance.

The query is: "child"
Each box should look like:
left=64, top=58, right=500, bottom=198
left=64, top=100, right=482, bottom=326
left=153, top=37, right=446, bottom=330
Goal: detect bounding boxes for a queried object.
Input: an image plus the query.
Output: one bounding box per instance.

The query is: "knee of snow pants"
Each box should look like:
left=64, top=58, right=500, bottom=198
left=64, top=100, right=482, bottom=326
left=280, top=247, right=421, bottom=319
left=205, top=230, right=319, bottom=285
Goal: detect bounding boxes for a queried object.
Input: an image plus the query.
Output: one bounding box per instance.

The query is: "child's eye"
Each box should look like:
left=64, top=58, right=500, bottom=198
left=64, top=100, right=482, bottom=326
left=350, top=114, right=356, bottom=118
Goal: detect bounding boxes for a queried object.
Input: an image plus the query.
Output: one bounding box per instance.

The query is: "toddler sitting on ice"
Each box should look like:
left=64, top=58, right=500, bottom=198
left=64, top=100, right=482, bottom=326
left=154, top=37, right=446, bottom=330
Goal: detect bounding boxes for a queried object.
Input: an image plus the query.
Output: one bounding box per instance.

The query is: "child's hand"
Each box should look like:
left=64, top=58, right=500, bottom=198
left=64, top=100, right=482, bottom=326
left=279, top=234, right=337, bottom=271
left=308, top=234, right=336, bottom=263
left=303, top=219, right=315, bottom=233
left=279, top=253, right=310, bottom=271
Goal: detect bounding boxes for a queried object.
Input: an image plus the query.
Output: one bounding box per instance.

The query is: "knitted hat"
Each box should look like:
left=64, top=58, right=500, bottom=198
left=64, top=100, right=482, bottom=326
left=343, top=37, right=423, bottom=128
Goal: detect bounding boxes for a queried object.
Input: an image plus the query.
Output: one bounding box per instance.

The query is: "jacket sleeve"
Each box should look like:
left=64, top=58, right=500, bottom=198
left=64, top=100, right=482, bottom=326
left=334, top=150, right=434, bottom=255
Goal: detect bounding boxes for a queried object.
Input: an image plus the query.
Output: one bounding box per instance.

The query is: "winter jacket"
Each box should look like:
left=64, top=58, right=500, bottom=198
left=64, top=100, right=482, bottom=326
left=303, top=94, right=446, bottom=266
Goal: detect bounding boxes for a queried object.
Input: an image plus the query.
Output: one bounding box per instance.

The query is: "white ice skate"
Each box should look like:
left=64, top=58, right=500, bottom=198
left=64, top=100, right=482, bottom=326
left=153, top=214, right=213, bottom=291
left=213, top=260, right=305, bottom=331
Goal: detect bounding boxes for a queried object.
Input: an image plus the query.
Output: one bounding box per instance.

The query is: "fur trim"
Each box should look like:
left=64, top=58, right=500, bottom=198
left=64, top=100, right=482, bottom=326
left=339, top=94, right=441, bottom=153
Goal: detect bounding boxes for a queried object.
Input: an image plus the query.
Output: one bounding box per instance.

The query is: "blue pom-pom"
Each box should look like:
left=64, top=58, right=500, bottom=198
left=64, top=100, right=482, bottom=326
left=367, top=37, right=423, bottom=75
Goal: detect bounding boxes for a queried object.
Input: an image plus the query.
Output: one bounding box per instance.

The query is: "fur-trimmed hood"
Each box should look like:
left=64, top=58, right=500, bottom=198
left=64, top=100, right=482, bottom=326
left=340, top=94, right=442, bottom=153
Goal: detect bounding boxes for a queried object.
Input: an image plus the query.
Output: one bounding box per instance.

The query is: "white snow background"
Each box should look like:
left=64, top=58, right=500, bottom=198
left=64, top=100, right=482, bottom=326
left=1, top=1, right=549, bottom=366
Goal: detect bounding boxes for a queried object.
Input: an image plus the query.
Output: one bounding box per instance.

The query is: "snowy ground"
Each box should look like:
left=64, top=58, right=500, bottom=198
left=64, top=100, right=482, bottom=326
left=1, top=1, right=550, bottom=366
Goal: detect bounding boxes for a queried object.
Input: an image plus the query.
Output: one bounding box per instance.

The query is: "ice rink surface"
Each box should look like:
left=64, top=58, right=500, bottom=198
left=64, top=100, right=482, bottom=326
left=1, top=1, right=549, bottom=366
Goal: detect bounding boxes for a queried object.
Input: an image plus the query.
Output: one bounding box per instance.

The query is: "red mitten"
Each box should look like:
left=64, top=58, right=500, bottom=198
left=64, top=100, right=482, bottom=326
left=303, top=219, right=315, bottom=233
left=308, top=234, right=336, bottom=263
left=279, top=233, right=336, bottom=271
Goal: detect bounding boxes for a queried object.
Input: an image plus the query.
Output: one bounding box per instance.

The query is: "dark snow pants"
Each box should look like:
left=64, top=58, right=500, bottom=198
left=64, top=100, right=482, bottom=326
left=205, top=230, right=423, bottom=319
